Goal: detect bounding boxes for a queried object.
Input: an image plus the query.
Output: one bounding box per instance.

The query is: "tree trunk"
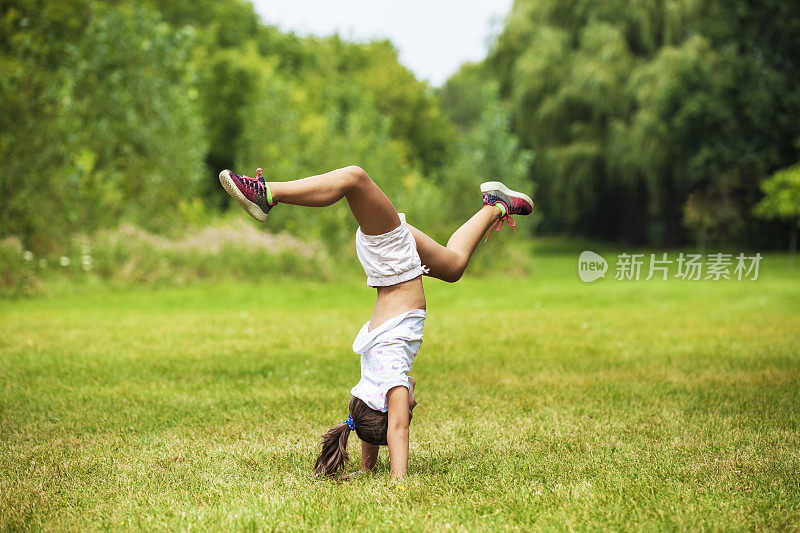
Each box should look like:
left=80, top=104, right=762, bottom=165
left=663, top=171, right=683, bottom=247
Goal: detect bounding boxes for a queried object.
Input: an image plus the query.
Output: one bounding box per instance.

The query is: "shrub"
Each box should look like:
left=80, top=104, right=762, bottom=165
left=86, top=220, right=335, bottom=285
left=0, top=219, right=342, bottom=297
left=0, top=237, right=39, bottom=297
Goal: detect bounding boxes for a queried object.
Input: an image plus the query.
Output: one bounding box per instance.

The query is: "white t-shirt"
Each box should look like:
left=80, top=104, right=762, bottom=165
left=350, top=309, right=426, bottom=412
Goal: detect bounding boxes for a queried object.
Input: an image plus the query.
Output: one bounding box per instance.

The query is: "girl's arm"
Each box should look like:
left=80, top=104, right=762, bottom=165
left=361, top=441, right=379, bottom=472
left=386, top=386, right=411, bottom=478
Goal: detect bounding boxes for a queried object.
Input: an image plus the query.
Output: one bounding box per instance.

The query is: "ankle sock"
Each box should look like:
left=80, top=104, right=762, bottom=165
left=266, top=183, right=274, bottom=205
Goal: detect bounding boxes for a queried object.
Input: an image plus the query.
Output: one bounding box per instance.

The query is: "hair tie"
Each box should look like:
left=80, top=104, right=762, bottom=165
left=343, top=413, right=355, bottom=431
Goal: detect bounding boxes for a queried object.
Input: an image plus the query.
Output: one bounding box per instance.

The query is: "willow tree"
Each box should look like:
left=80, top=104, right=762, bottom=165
left=486, top=0, right=800, bottom=245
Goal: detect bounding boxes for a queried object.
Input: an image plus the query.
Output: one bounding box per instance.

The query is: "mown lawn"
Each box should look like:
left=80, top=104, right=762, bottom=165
left=1, top=246, right=799, bottom=531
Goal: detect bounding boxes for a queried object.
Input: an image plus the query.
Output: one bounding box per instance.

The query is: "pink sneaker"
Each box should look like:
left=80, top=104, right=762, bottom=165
left=480, top=181, right=533, bottom=242
left=480, top=181, right=533, bottom=215
left=219, top=168, right=276, bottom=222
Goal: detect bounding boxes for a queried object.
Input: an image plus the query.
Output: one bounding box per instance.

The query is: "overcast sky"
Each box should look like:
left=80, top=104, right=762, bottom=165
left=249, top=0, right=514, bottom=86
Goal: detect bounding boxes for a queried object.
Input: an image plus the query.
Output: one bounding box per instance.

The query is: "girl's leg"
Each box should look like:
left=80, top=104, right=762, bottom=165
left=268, top=166, right=400, bottom=236
left=267, top=165, right=502, bottom=281
left=407, top=205, right=502, bottom=283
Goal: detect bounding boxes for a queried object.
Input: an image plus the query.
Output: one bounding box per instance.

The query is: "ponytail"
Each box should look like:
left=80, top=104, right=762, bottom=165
left=313, top=419, right=352, bottom=477
left=314, top=398, right=411, bottom=477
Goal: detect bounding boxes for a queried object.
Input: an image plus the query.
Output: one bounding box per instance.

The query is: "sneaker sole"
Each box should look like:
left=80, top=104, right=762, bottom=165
left=480, top=181, right=534, bottom=209
left=219, top=170, right=268, bottom=222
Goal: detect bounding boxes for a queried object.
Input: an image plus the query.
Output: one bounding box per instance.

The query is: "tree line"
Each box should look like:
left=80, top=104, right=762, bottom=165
left=480, top=0, right=800, bottom=246
left=1, top=0, right=797, bottom=252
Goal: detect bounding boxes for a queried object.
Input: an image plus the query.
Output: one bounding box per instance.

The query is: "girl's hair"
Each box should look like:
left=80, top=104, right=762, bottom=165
left=313, top=396, right=413, bottom=477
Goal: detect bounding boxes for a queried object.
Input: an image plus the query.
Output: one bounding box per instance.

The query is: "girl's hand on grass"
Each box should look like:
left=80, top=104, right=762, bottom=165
left=386, top=386, right=410, bottom=478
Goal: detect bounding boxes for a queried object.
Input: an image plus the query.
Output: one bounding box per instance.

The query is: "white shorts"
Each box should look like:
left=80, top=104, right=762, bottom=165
left=355, top=213, right=427, bottom=287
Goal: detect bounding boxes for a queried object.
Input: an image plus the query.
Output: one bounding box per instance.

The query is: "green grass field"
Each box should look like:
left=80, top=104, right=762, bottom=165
left=2, top=246, right=799, bottom=530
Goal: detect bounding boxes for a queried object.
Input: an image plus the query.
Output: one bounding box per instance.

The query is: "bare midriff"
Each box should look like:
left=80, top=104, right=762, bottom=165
left=368, top=276, right=426, bottom=332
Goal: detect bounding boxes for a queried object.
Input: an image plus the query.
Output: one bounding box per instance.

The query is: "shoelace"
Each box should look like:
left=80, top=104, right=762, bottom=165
left=238, top=168, right=276, bottom=205
left=483, top=213, right=516, bottom=243
left=238, top=168, right=263, bottom=184
left=234, top=170, right=258, bottom=191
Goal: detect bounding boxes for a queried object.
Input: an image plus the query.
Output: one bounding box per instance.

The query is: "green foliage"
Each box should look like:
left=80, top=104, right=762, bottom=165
left=71, top=4, right=208, bottom=229
left=322, top=38, right=456, bottom=174
left=85, top=221, right=333, bottom=285
left=755, top=163, right=800, bottom=260
left=437, top=63, right=535, bottom=242
left=755, top=163, right=800, bottom=223
left=1, top=0, right=460, bottom=255
left=0, top=1, right=87, bottom=249
left=485, top=0, right=800, bottom=245
left=439, top=83, right=535, bottom=239
left=439, top=63, right=490, bottom=132
left=0, top=237, right=38, bottom=297
left=235, top=72, right=417, bottom=247
left=0, top=220, right=338, bottom=295
left=682, top=185, right=743, bottom=251
left=0, top=1, right=206, bottom=249
left=194, top=42, right=265, bottom=205
left=3, top=0, right=797, bottom=260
